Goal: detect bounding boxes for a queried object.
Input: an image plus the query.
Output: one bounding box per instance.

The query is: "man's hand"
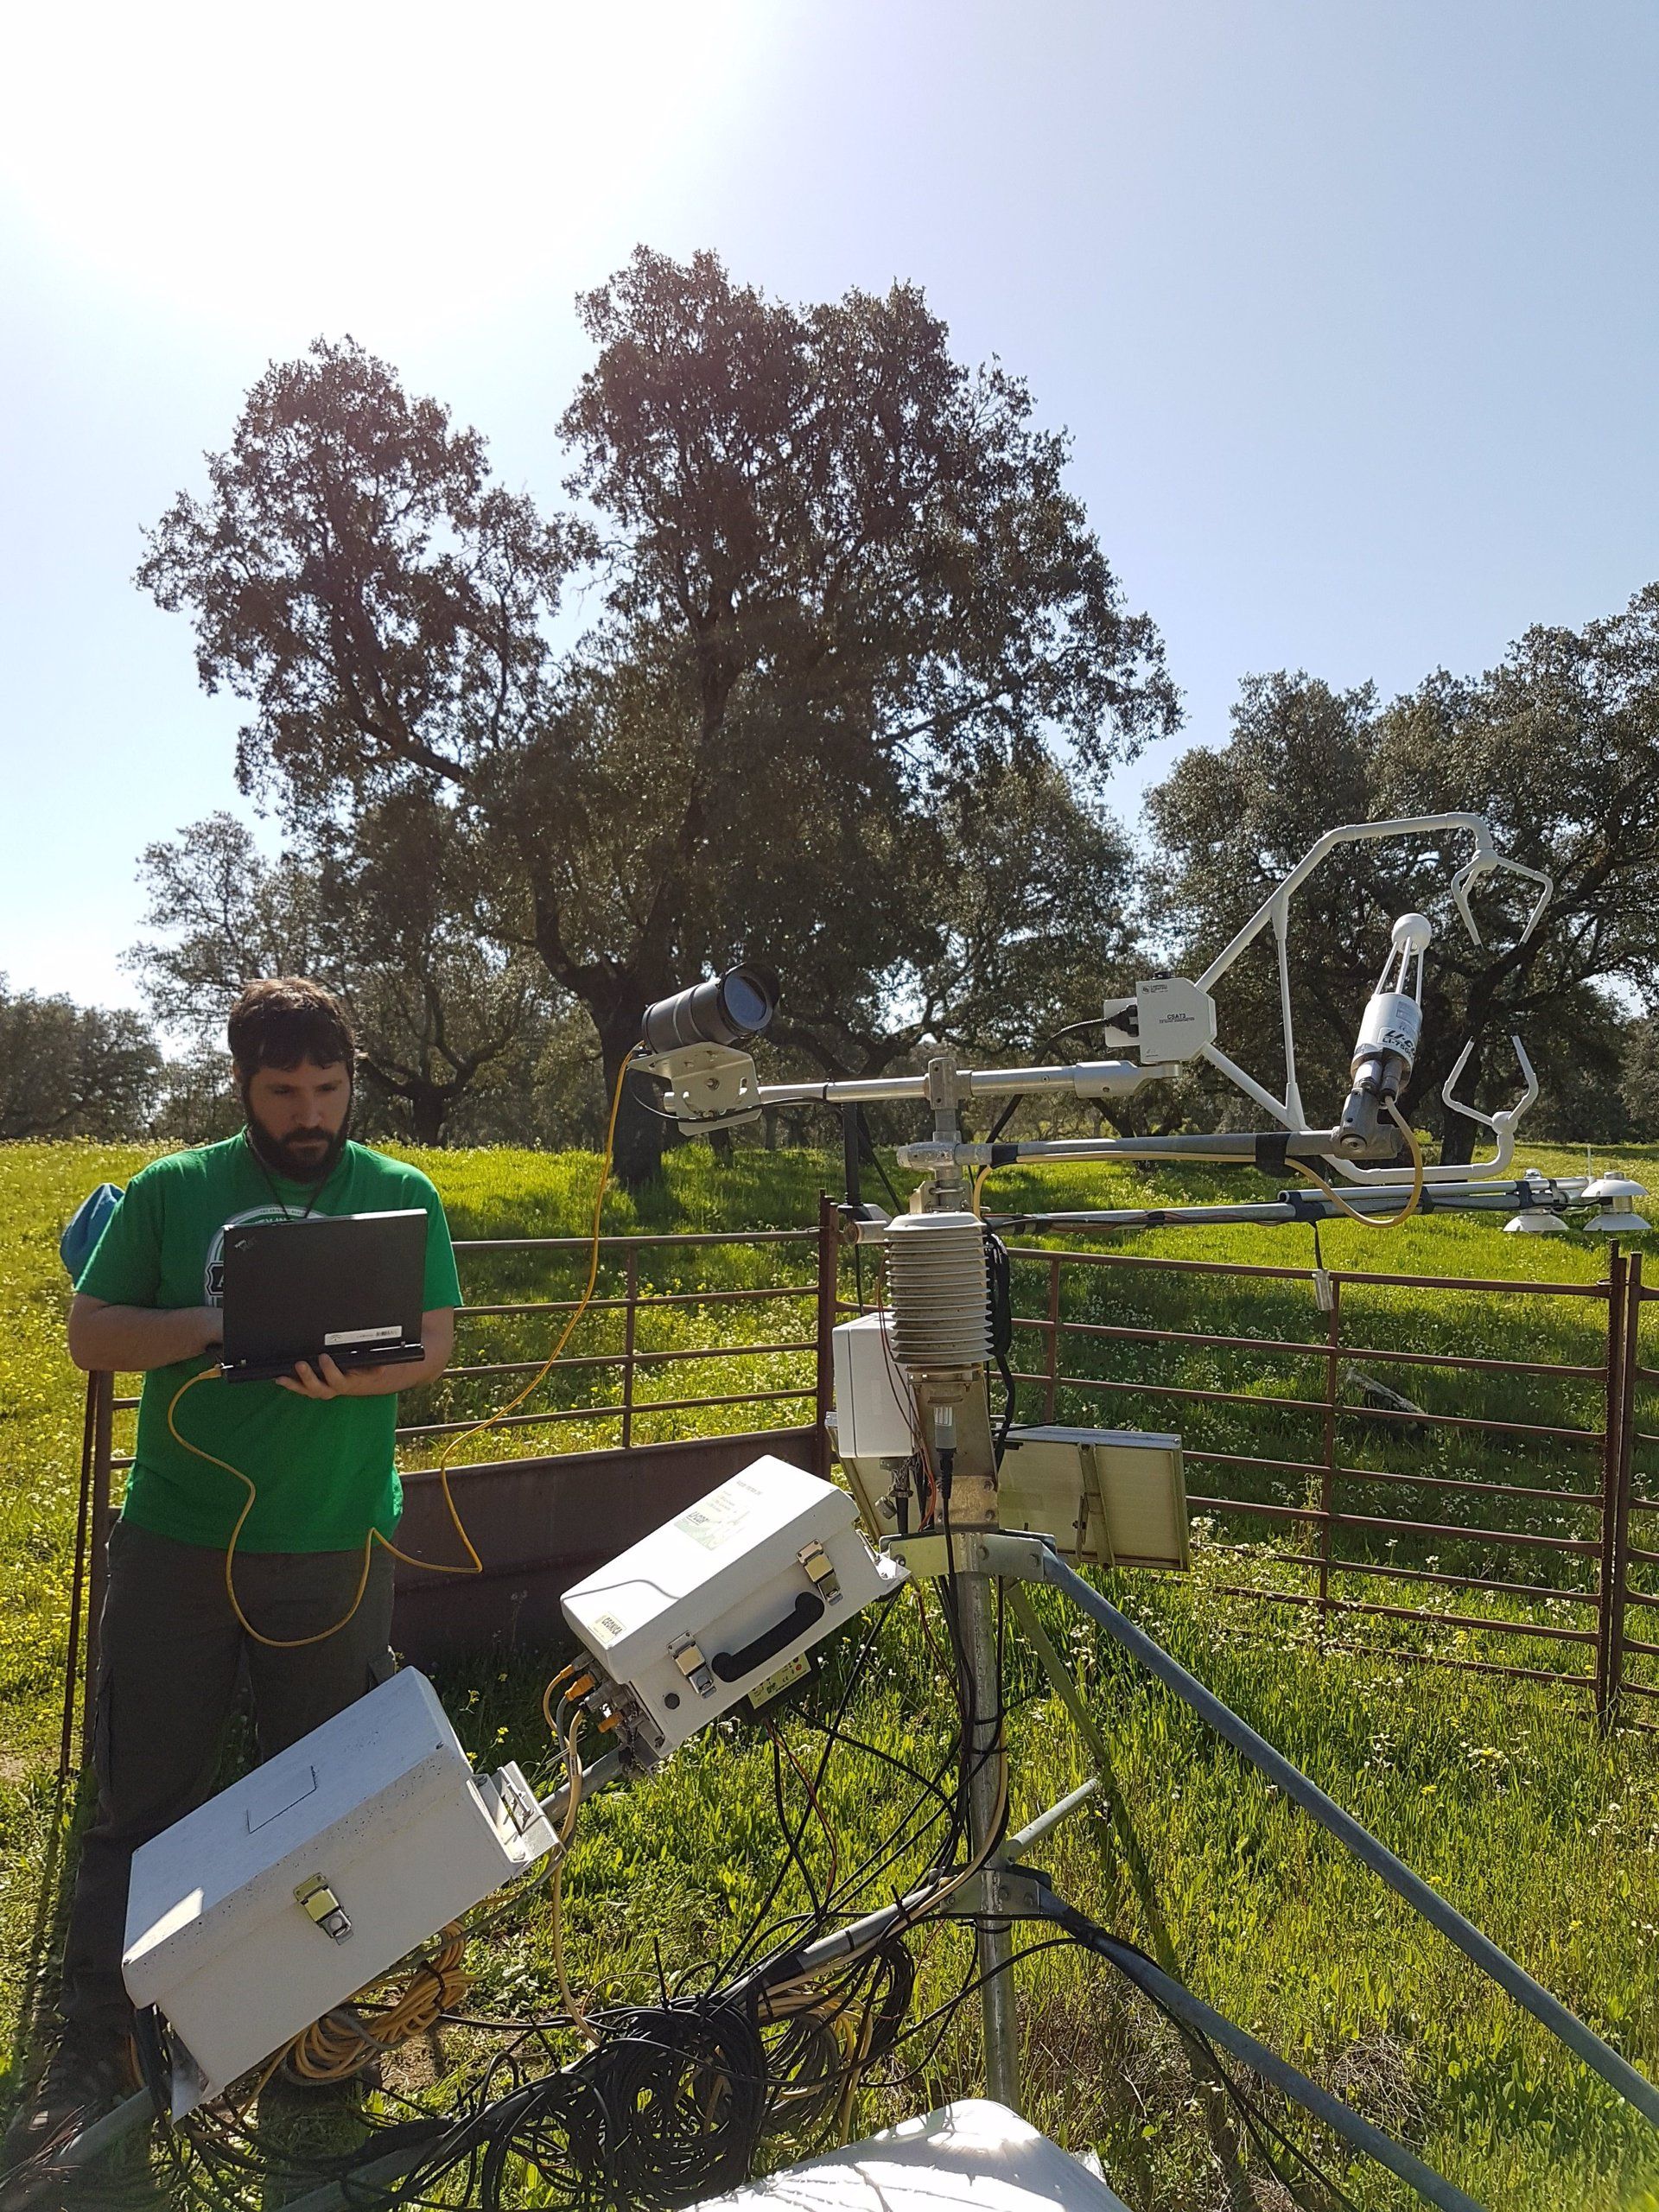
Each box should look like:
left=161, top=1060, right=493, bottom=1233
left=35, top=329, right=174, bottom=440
left=276, top=1355, right=403, bottom=1400
left=274, top=1310, right=455, bottom=1401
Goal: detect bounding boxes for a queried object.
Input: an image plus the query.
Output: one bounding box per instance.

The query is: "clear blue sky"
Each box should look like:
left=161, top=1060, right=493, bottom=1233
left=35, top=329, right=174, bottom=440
left=3, top=2, right=1656, bottom=1014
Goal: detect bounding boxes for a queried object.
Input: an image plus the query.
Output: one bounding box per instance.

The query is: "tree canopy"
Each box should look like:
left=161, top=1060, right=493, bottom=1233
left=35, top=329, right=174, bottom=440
left=129, top=805, right=556, bottom=1146
left=139, top=250, right=1179, bottom=1178
left=0, top=979, right=161, bottom=1141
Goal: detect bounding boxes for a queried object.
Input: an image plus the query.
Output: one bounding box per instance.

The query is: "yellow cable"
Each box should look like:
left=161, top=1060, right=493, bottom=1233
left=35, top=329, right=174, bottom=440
left=541, top=1661, right=582, bottom=1737
left=550, top=1712, right=598, bottom=2044
left=1293, top=1101, right=1426, bottom=1230
left=970, top=1165, right=992, bottom=1217
left=166, top=1051, right=638, bottom=1651
left=283, top=1924, right=469, bottom=2084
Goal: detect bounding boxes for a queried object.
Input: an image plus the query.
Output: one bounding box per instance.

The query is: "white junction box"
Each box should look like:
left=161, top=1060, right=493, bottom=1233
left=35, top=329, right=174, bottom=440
left=124, top=1667, right=553, bottom=2116
left=996, top=1426, right=1189, bottom=1570
left=562, top=1457, right=906, bottom=1761
left=830, top=1311, right=918, bottom=1460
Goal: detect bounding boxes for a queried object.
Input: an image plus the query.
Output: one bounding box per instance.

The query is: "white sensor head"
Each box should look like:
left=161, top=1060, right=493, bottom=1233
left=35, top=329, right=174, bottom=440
left=1390, top=912, right=1433, bottom=958
left=1580, top=1173, right=1651, bottom=1235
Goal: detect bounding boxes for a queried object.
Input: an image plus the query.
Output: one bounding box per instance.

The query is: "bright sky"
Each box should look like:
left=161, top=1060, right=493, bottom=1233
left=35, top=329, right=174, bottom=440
left=3, top=2, right=1657, bottom=1014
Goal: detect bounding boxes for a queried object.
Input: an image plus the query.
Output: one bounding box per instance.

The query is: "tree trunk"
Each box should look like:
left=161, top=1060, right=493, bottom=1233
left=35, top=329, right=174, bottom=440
left=1438, top=1109, right=1476, bottom=1168
left=410, top=1084, right=449, bottom=1147
left=594, top=997, right=664, bottom=1188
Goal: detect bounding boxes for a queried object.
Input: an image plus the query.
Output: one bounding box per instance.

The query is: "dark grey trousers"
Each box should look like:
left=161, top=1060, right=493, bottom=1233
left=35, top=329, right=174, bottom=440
left=62, top=1516, right=397, bottom=2034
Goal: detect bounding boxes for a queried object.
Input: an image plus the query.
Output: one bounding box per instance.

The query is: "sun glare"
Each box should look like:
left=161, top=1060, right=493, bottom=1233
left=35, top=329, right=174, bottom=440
left=0, top=2, right=770, bottom=331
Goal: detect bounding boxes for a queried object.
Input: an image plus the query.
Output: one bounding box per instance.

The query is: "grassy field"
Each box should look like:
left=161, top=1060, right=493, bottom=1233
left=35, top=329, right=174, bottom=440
left=3, top=1137, right=1659, bottom=2209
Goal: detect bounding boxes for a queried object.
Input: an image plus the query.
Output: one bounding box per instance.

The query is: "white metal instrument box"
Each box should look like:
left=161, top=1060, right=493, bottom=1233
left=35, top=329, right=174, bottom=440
left=123, top=1667, right=552, bottom=2114
left=562, top=1457, right=906, bottom=1759
left=830, top=1312, right=918, bottom=1460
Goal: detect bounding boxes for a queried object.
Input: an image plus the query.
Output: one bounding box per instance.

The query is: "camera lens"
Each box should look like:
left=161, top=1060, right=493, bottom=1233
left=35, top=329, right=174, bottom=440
left=641, top=968, right=776, bottom=1053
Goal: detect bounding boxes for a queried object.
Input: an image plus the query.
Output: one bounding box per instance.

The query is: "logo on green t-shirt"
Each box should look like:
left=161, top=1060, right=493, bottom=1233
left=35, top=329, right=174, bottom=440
left=202, top=1205, right=328, bottom=1305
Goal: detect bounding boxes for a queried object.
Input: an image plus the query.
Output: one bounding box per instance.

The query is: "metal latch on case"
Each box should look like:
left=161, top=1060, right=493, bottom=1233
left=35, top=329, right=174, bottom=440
left=294, top=1875, right=352, bottom=1943
left=670, top=1635, right=717, bottom=1698
left=798, top=1541, right=842, bottom=1605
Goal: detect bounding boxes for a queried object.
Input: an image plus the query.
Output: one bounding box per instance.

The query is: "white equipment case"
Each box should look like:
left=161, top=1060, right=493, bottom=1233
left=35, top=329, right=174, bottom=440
left=562, top=1457, right=906, bottom=1759
left=124, top=1666, right=553, bottom=2114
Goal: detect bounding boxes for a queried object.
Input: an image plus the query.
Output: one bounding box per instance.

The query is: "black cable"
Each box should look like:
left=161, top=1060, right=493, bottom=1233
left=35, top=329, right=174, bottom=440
left=622, top=1065, right=690, bottom=1126
left=983, top=1230, right=1017, bottom=1453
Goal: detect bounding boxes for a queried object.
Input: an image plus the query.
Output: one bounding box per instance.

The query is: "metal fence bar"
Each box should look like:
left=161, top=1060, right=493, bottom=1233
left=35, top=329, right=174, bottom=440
left=451, top=1230, right=816, bottom=1252
left=57, top=1376, right=99, bottom=1784
left=815, top=1194, right=838, bottom=1479
left=1338, top=1344, right=1608, bottom=1381
left=1332, top=1269, right=1611, bottom=1299
left=397, top=1382, right=816, bottom=1444
left=1013, top=1315, right=1328, bottom=1362
left=1007, top=1247, right=1324, bottom=1283
left=442, top=1339, right=816, bottom=1384
left=1015, top=1311, right=1606, bottom=1384
left=1209, top=1587, right=1596, bottom=1645
left=620, top=1249, right=638, bottom=1452
left=1330, top=1509, right=1600, bottom=1555
left=1609, top=1252, right=1643, bottom=1719
left=1329, top=1466, right=1605, bottom=1509
left=81, top=1369, right=114, bottom=1763
left=1236, top=1550, right=1600, bottom=1607
left=461, top=1285, right=817, bottom=1319
left=1319, top=1278, right=1340, bottom=1620
left=1043, top=1256, right=1061, bottom=1421
left=1211, top=1611, right=1599, bottom=1694
left=1185, top=1488, right=1604, bottom=1555
left=1019, top=1354, right=1604, bottom=1446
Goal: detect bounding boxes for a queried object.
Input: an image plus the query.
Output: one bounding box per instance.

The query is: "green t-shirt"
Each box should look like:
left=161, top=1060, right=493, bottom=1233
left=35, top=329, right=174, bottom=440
left=77, top=1136, right=463, bottom=1554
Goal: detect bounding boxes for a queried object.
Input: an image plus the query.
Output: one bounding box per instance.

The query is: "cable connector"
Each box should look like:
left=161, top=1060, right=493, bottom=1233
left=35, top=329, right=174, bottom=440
left=798, top=1540, right=842, bottom=1605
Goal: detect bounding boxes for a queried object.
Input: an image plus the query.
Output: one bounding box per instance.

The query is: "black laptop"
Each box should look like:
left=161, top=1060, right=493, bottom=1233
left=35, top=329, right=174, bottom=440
left=219, top=1211, right=429, bottom=1385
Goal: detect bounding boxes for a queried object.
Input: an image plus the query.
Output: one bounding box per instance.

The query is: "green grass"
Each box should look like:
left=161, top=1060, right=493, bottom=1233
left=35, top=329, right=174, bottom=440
left=3, top=1137, right=1659, bottom=2209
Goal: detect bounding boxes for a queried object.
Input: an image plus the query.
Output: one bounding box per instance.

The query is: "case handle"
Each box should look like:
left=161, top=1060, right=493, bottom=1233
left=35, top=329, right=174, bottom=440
left=711, top=1592, right=824, bottom=1683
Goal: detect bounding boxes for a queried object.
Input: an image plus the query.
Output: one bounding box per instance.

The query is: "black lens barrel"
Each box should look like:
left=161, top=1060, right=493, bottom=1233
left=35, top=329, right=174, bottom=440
left=641, top=968, right=777, bottom=1054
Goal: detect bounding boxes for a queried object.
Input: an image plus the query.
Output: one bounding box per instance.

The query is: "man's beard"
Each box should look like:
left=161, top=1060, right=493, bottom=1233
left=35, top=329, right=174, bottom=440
left=242, top=1098, right=352, bottom=1185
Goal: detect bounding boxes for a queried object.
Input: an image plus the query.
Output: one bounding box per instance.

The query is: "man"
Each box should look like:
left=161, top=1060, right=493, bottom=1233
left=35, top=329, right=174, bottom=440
left=6, top=978, right=461, bottom=2158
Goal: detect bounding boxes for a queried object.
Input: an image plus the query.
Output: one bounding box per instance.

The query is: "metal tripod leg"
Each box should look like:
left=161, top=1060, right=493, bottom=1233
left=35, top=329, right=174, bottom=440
left=1004, top=1584, right=1183, bottom=1980
left=957, top=1568, right=1020, bottom=2111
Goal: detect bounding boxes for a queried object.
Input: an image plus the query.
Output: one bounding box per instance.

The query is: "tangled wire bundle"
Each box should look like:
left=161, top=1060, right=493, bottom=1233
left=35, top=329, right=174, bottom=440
left=471, top=2000, right=767, bottom=2211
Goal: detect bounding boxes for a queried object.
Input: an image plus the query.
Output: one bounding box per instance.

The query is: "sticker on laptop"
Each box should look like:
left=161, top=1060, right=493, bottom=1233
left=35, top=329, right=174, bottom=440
left=322, top=1325, right=403, bottom=1346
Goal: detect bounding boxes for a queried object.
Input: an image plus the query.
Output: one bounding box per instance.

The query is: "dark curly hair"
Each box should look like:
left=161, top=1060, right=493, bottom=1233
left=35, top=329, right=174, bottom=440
left=227, top=979, right=356, bottom=1085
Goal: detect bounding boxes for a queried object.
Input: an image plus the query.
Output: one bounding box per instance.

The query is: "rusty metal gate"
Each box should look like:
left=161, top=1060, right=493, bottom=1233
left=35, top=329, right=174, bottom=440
left=58, top=1202, right=1656, bottom=1776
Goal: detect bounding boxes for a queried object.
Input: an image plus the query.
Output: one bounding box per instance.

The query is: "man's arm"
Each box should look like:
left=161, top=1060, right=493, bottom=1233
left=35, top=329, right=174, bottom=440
left=67, top=1294, right=222, bottom=1374
left=275, top=1307, right=457, bottom=1401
